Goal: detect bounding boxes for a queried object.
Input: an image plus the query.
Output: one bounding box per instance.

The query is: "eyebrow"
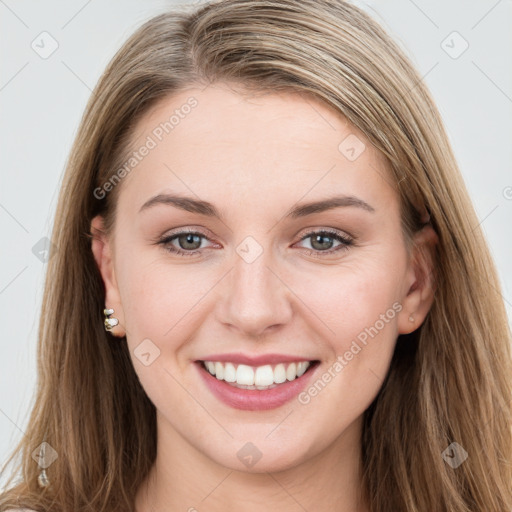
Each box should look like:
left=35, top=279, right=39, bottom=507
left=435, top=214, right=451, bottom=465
left=139, top=193, right=375, bottom=220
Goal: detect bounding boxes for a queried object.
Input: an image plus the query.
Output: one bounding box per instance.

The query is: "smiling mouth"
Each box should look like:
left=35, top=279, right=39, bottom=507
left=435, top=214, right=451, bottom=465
left=197, top=359, right=320, bottom=390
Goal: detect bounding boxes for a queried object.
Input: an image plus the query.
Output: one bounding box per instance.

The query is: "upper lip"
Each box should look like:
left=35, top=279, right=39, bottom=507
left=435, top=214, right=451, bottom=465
left=196, top=353, right=318, bottom=366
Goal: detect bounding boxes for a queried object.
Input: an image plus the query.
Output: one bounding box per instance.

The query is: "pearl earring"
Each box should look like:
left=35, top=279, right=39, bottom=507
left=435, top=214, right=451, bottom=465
left=104, top=308, right=119, bottom=331
left=409, top=315, right=415, bottom=322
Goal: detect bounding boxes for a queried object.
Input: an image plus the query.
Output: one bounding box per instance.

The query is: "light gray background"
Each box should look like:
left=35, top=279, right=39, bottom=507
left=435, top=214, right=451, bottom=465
left=1, top=0, right=511, bottom=483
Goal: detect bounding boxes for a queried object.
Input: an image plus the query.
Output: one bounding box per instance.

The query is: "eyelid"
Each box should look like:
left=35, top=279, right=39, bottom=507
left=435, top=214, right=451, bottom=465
left=156, top=226, right=355, bottom=257
left=156, top=227, right=218, bottom=248
left=294, top=228, right=353, bottom=255
left=296, top=226, right=353, bottom=240
left=157, top=226, right=352, bottom=243
left=155, top=226, right=215, bottom=244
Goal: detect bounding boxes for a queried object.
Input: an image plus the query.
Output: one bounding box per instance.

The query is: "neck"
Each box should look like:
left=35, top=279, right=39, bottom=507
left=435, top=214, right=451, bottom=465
left=135, top=412, right=369, bottom=512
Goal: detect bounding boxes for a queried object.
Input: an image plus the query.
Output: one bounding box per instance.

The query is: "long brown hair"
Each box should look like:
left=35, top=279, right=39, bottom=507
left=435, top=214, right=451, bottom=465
left=1, top=1, right=511, bottom=511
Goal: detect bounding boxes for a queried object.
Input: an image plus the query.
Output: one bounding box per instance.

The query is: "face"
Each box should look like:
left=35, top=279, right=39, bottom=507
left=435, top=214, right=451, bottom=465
left=92, top=82, right=434, bottom=473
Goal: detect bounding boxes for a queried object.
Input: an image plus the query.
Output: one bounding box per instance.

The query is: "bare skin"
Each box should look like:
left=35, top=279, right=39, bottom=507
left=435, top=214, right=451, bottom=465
left=91, top=82, right=437, bottom=511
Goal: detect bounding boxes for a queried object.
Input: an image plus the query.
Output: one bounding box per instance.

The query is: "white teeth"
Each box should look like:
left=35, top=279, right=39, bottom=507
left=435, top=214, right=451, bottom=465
left=203, top=360, right=313, bottom=387
left=296, top=361, right=308, bottom=377
left=214, top=362, right=224, bottom=380
left=274, top=363, right=287, bottom=384
left=255, top=365, right=274, bottom=386
left=223, top=362, right=236, bottom=382
left=236, top=364, right=254, bottom=385
left=286, top=362, right=297, bottom=381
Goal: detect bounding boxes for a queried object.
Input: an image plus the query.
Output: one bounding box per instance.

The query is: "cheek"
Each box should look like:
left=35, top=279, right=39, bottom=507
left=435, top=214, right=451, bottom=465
left=294, top=269, right=402, bottom=431
left=292, top=253, right=404, bottom=397
left=115, top=252, right=219, bottom=347
left=299, top=256, right=404, bottom=344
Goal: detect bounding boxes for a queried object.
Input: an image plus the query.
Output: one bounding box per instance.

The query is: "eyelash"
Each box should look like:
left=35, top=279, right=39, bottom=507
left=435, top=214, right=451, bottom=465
left=157, top=228, right=354, bottom=258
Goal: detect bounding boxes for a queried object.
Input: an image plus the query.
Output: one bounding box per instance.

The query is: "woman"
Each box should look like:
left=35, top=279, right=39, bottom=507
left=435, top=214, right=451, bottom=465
left=1, top=0, right=511, bottom=511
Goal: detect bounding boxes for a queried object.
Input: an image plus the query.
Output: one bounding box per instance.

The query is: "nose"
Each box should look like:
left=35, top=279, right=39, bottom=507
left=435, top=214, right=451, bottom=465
left=216, top=247, right=293, bottom=338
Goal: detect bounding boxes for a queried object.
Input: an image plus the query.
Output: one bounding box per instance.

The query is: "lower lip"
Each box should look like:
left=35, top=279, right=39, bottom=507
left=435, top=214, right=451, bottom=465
left=194, top=361, right=320, bottom=411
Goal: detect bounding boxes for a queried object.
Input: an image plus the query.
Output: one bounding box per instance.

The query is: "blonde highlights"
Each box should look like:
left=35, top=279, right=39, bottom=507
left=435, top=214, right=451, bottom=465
left=1, top=1, right=511, bottom=511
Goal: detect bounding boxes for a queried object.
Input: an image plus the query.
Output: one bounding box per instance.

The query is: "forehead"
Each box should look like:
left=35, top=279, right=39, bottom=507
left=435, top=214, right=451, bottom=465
left=116, top=82, right=397, bottom=214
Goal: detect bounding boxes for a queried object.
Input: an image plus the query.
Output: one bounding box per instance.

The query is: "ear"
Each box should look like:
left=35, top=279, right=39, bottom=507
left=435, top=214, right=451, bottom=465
left=90, top=215, right=126, bottom=337
left=397, top=225, right=438, bottom=334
